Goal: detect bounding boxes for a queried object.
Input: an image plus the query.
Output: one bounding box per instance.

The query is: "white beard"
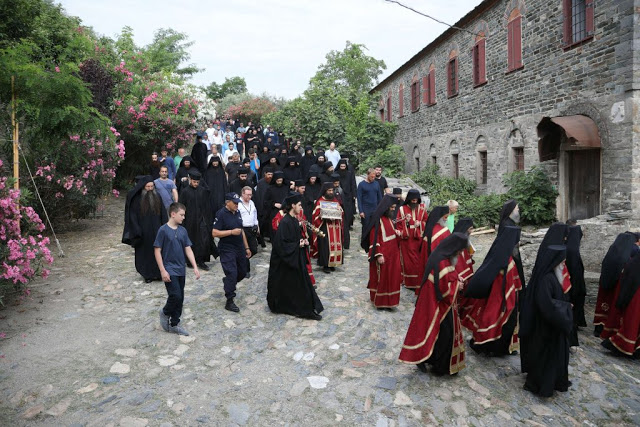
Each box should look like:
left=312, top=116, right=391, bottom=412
left=449, top=256, right=458, bottom=267
left=554, top=263, right=564, bottom=283
left=438, top=218, right=447, bottom=228
left=510, top=210, right=521, bottom=224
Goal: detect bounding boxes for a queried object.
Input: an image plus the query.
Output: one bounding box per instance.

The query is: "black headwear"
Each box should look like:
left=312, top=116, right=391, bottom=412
left=423, top=206, right=449, bottom=256
left=294, top=179, right=304, bottom=187
left=404, top=189, right=421, bottom=205
left=208, top=156, right=222, bottom=167
left=283, top=192, right=303, bottom=207
left=421, top=233, right=469, bottom=301
left=498, top=199, right=518, bottom=231
left=322, top=162, right=333, bottom=173
left=599, top=232, right=639, bottom=291
left=616, top=252, right=640, bottom=309
left=392, top=187, right=402, bottom=195
left=527, top=223, right=569, bottom=287
left=465, top=226, right=520, bottom=298
left=237, top=167, right=249, bottom=175
left=188, top=170, right=202, bottom=180
left=453, top=217, right=474, bottom=234
left=565, top=225, right=584, bottom=287
left=337, top=159, right=348, bottom=169
left=331, top=173, right=341, bottom=182
left=121, top=175, right=153, bottom=246
left=179, top=155, right=193, bottom=169
left=272, top=170, right=284, bottom=183
left=520, top=245, right=568, bottom=338
left=360, top=195, right=399, bottom=254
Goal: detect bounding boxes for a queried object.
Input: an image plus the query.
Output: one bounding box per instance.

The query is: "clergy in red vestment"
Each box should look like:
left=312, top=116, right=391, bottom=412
left=601, top=252, right=640, bottom=357
left=417, top=206, right=450, bottom=295
left=396, top=189, right=428, bottom=290
left=361, top=195, right=402, bottom=309
left=312, top=183, right=344, bottom=274
left=399, top=233, right=469, bottom=375
left=593, top=232, right=639, bottom=337
left=462, top=226, right=522, bottom=356
left=452, top=218, right=475, bottom=319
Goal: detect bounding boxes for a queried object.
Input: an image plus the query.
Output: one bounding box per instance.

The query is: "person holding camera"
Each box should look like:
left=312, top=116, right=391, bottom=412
left=239, top=186, right=259, bottom=278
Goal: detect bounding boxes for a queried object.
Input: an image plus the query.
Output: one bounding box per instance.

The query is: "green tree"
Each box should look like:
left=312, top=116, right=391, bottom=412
left=205, top=76, right=247, bottom=100
left=144, top=28, right=202, bottom=77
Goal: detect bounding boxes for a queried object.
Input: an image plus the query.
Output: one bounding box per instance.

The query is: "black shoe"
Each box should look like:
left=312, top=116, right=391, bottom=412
left=329, top=267, right=336, bottom=271
left=197, top=263, right=210, bottom=271
left=245, top=272, right=251, bottom=278
left=260, top=243, right=267, bottom=248
left=306, top=313, right=322, bottom=321
left=417, top=362, right=427, bottom=373
left=145, top=278, right=153, bottom=283
left=322, top=267, right=331, bottom=274
left=225, top=299, right=240, bottom=313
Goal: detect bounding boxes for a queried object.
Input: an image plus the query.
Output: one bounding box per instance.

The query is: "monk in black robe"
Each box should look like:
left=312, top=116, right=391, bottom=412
left=498, top=199, right=526, bottom=287
left=267, top=193, right=323, bottom=320
left=283, top=156, right=302, bottom=187
left=300, top=146, right=316, bottom=179
left=203, top=156, right=227, bottom=215
left=229, top=167, right=250, bottom=195
left=566, top=223, right=587, bottom=346
left=303, top=171, right=321, bottom=221
left=255, top=167, right=273, bottom=244
left=175, top=156, right=198, bottom=194
left=264, top=171, right=289, bottom=224
left=190, top=136, right=209, bottom=172
left=336, top=159, right=355, bottom=230
left=178, top=170, right=216, bottom=270
left=520, top=245, right=573, bottom=397
left=122, top=176, right=167, bottom=282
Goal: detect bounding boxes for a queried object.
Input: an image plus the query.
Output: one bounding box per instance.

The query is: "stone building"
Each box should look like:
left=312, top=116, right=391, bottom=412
left=371, top=0, right=640, bottom=221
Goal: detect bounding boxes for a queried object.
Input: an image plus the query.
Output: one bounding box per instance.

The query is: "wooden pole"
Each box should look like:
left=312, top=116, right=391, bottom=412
left=11, top=75, right=19, bottom=191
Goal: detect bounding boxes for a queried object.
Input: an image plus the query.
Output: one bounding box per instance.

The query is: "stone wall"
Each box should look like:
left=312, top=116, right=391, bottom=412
left=373, top=0, right=639, bottom=215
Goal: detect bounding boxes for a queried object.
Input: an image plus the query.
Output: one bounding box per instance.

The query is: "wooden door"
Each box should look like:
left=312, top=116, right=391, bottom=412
left=568, top=149, right=600, bottom=219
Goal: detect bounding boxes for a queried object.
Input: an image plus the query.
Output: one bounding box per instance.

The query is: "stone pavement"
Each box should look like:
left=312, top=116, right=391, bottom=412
left=0, top=196, right=638, bottom=426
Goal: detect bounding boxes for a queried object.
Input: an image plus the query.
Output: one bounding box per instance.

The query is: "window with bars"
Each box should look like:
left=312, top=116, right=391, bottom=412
left=513, top=147, right=525, bottom=171
left=447, top=58, right=458, bottom=98
left=563, top=0, right=594, bottom=47
left=432, top=156, right=437, bottom=166
left=473, top=38, right=487, bottom=87
left=411, top=81, right=420, bottom=112
left=452, top=154, right=459, bottom=179
left=479, top=151, right=487, bottom=184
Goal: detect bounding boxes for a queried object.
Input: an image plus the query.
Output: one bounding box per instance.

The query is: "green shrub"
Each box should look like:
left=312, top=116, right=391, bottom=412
left=358, top=144, right=405, bottom=177
left=411, top=164, right=555, bottom=227
left=504, top=166, right=558, bottom=225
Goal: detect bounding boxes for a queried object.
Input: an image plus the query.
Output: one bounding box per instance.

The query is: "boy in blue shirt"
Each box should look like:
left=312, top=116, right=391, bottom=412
left=154, top=202, right=200, bottom=336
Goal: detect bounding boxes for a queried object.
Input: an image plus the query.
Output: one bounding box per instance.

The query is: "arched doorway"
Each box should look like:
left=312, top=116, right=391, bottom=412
left=537, top=115, right=601, bottom=220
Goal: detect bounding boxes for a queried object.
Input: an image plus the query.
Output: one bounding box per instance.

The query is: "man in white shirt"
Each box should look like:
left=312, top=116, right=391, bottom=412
left=326, top=142, right=341, bottom=168
left=238, top=186, right=259, bottom=278
left=211, top=130, right=223, bottom=152
left=205, top=124, right=215, bottom=141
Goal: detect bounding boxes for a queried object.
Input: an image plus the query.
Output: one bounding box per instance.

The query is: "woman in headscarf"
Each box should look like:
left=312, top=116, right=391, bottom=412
left=399, top=233, right=470, bottom=376
left=462, top=226, right=523, bottom=356
left=122, top=176, right=167, bottom=282
left=519, top=245, right=573, bottom=397
left=601, top=251, right=640, bottom=358
left=203, top=156, right=228, bottom=215
left=361, top=195, right=402, bottom=309
left=593, top=232, right=639, bottom=337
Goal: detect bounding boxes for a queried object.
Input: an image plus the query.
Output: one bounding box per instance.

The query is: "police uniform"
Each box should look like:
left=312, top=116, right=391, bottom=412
left=213, top=194, right=248, bottom=311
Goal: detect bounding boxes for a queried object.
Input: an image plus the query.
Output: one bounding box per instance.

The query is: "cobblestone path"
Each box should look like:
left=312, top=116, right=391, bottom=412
left=0, top=197, right=638, bottom=426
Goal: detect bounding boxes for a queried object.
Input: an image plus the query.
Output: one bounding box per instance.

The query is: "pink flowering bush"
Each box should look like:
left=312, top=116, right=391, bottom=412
left=0, top=159, right=53, bottom=299
left=31, top=127, right=125, bottom=221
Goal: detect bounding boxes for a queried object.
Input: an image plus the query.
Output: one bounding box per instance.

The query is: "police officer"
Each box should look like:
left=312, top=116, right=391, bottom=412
left=212, top=193, right=251, bottom=312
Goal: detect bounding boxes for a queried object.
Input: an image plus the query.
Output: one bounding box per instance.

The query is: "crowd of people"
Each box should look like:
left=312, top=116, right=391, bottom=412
left=121, top=119, right=640, bottom=399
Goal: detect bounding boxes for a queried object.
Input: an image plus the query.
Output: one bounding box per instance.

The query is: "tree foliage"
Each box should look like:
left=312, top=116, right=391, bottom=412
left=144, top=28, right=202, bottom=77
left=205, top=76, right=247, bottom=100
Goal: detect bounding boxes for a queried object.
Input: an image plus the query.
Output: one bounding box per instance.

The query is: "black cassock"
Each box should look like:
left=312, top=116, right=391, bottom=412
left=178, top=185, right=217, bottom=264
left=203, top=159, right=228, bottom=215
left=267, top=214, right=323, bottom=317
left=190, top=141, right=209, bottom=173
left=520, top=247, right=572, bottom=397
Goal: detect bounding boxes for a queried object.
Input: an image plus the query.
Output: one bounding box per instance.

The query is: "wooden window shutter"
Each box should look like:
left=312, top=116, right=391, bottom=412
left=447, top=62, right=452, bottom=97
left=562, top=0, right=572, bottom=45
left=386, top=97, right=391, bottom=121
left=422, top=76, right=428, bottom=104
left=398, top=85, right=404, bottom=117
left=585, top=0, right=595, bottom=36
left=479, top=39, right=486, bottom=84
left=454, top=58, right=459, bottom=94
left=429, top=69, right=436, bottom=105
left=507, top=20, right=514, bottom=70
left=513, top=16, right=522, bottom=69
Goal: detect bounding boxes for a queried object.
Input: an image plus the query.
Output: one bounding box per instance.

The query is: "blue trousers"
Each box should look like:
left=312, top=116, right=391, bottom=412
left=163, top=275, right=185, bottom=326
left=220, top=249, right=247, bottom=300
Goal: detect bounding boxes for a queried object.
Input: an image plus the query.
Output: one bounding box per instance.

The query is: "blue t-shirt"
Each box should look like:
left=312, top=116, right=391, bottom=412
left=213, top=207, right=244, bottom=252
left=153, top=224, right=192, bottom=277
left=357, top=180, right=382, bottom=216
left=154, top=178, right=177, bottom=209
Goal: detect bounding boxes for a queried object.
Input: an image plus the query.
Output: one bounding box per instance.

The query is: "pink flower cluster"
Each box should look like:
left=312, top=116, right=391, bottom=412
left=0, top=172, right=53, bottom=286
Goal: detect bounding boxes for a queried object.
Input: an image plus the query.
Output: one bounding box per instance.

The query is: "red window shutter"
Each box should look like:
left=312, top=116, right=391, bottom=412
left=472, top=44, right=479, bottom=86
left=422, top=76, right=428, bottom=104
left=562, top=0, right=572, bottom=45
left=447, top=62, right=452, bottom=97
left=454, top=58, right=459, bottom=94
left=386, top=97, right=391, bottom=121
left=398, top=85, right=404, bottom=117
left=429, top=70, right=436, bottom=104
left=479, top=40, right=486, bottom=83
left=585, top=0, right=595, bottom=36
left=513, top=17, right=522, bottom=69
left=507, top=21, right=514, bottom=70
